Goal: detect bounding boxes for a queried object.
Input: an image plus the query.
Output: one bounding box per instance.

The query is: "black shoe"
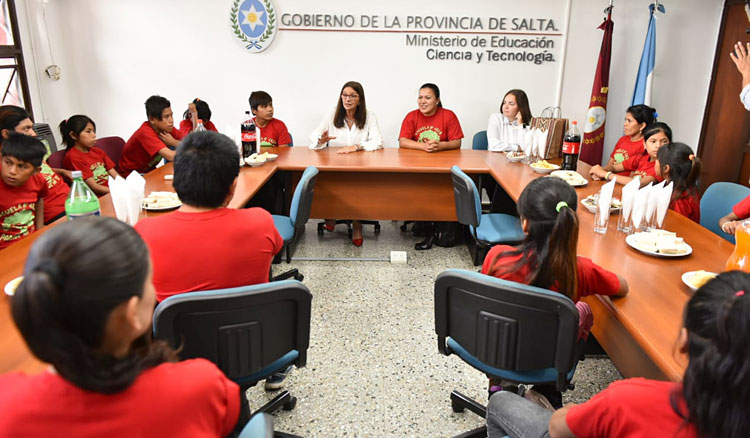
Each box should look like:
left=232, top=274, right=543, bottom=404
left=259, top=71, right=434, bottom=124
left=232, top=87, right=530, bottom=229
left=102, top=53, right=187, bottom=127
left=415, top=236, right=434, bottom=250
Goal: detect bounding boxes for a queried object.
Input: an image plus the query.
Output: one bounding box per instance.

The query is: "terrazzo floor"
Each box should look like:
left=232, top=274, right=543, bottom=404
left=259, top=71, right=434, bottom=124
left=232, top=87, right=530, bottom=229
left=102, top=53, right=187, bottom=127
left=245, top=220, right=622, bottom=437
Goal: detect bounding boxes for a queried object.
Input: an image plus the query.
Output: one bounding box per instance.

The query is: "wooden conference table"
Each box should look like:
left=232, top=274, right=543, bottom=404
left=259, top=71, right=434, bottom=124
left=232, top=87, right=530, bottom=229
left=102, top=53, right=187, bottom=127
left=0, top=146, right=734, bottom=383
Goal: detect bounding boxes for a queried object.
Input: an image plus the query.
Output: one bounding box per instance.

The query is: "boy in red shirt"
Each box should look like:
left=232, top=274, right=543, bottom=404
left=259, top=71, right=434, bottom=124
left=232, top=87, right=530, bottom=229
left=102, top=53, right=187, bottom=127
left=0, top=105, right=67, bottom=224
left=118, top=95, right=184, bottom=177
left=0, top=133, right=48, bottom=249
left=249, top=91, right=292, bottom=147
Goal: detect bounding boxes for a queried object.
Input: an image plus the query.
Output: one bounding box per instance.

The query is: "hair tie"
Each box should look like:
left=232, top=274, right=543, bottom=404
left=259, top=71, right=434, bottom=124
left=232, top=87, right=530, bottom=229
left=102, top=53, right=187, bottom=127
left=653, top=111, right=659, bottom=118
left=33, top=259, right=64, bottom=288
left=688, top=154, right=695, bottom=161
left=737, top=290, right=745, bottom=297
left=555, top=201, right=568, bottom=213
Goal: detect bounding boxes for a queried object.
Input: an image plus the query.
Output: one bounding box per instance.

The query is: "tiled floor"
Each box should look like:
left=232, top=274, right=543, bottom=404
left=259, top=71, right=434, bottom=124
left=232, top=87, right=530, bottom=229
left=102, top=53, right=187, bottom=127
left=245, top=221, right=621, bottom=437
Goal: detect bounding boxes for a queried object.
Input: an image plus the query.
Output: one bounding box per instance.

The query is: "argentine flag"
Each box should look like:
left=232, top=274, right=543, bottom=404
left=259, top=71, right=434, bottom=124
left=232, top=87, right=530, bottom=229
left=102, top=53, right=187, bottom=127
left=631, top=3, right=665, bottom=106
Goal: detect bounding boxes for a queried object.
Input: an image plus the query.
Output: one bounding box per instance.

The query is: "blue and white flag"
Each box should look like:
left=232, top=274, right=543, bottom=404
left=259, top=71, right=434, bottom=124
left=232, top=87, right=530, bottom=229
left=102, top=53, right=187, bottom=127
left=631, top=3, right=665, bottom=106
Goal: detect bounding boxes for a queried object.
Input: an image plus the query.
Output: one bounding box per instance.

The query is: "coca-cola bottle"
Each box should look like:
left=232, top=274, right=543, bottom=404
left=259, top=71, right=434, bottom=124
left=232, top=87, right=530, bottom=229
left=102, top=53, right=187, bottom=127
left=561, top=121, right=581, bottom=171
left=240, top=111, right=256, bottom=159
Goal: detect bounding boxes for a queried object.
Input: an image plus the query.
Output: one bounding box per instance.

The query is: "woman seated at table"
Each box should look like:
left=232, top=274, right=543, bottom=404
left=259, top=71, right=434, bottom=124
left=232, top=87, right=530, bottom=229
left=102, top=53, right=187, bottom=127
left=398, top=83, right=464, bottom=152
left=0, top=217, right=248, bottom=436
left=487, top=89, right=532, bottom=152
left=308, top=80, right=383, bottom=247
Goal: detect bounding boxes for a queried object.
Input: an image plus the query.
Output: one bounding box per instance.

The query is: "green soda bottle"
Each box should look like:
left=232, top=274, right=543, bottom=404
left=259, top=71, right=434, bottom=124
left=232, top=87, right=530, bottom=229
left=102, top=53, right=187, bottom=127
left=65, top=170, right=101, bottom=220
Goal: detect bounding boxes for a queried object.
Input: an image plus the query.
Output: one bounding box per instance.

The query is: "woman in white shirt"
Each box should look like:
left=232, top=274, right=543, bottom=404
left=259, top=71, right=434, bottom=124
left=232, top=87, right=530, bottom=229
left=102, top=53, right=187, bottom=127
left=486, top=89, right=532, bottom=152
left=308, top=81, right=383, bottom=246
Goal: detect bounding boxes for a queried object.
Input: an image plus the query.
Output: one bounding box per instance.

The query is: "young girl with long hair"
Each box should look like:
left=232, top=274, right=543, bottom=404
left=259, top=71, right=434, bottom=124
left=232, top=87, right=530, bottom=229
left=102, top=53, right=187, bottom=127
left=487, top=270, right=750, bottom=438
left=180, top=98, right=218, bottom=134
left=655, top=142, right=702, bottom=223
left=487, top=89, right=532, bottom=152
left=60, top=115, right=120, bottom=196
left=0, top=217, right=248, bottom=436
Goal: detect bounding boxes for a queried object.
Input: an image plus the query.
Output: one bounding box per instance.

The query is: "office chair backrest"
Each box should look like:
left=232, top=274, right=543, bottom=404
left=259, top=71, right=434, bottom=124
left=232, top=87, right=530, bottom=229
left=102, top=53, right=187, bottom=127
left=435, top=269, right=578, bottom=381
left=289, top=166, right=319, bottom=227
left=47, top=150, right=65, bottom=169
left=33, top=123, right=57, bottom=153
left=450, top=165, right=481, bottom=228
left=153, top=280, right=312, bottom=385
left=288, top=133, right=293, bottom=146
left=472, top=130, right=488, bottom=150
left=700, top=182, right=750, bottom=244
left=95, top=136, right=126, bottom=166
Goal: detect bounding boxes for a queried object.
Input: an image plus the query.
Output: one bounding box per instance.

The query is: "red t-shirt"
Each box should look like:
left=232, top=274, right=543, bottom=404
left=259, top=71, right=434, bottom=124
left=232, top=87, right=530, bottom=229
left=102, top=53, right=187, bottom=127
left=38, top=162, right=68, bottom=223
left=135, top=207, right=283, bottom=301
left=118, top=122, right=183, bottom=176
left=0, top=173, right=48, bottom=250
left=566, top=378, right=696, bottom=438
left=481, top=245, right=621, bottom=299
left=671, top=191, right=700, bottom=223
left=0, top=359, right=240, bottom=437
left=179, top=119, right=218, bottom=134
left=399, top=107, right=464, bottom=143
left=622, top=149, right=663, bottom=181
left=251, top=117, right=292, bottom=147
left=611, top=135, right=645, bottom=174
left=732, top=194, right=750, bottom=220
left=63, top=147, right=116, bottom=187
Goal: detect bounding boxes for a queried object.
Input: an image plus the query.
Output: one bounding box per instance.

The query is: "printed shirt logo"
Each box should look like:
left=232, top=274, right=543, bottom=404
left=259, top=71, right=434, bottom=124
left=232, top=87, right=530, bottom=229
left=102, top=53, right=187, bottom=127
left=40, top=162, right=61, bottom=189
left=416, top=126, right=443, bottom=142
left=230, top=0, right=277, bottom=53
left=91, top=162, right=109, bottom=185
left=260, top=137, right=276, bottom=147
left=613, top=150, right=629, bottom=164
left=1, top=202, right=35, bottom=242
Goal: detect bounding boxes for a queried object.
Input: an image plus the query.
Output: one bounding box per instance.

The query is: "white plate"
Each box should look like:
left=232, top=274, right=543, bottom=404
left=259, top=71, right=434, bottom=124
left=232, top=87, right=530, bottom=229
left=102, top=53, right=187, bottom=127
left=142, top=192, right=181, bottom=211
left=261, top=153, right=278, bottom=162
left=529, top=163, right=560, bottom=174
left=581, top=196, right=622, bottom=214
left=505, top=153, right=525, bottom=163
left=4, top=276, right=22, bottom=296
left=547, top=170, right=588, bottom=187
left=625, top=234, right=693, bottom=258
left=245, top=160, right=266, bottom=167
left=681, top=271, right=718, bottom=292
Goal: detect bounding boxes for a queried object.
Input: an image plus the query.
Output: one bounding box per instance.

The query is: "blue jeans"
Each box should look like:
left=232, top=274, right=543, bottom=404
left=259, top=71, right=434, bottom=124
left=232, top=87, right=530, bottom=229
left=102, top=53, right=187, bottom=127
left=486, top=391, right=552, bottom=438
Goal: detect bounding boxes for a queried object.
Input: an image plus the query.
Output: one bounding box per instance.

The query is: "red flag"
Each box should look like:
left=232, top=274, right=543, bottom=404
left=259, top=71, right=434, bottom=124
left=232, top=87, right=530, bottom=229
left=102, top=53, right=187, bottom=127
left=580, top=12, right=614, bottom=165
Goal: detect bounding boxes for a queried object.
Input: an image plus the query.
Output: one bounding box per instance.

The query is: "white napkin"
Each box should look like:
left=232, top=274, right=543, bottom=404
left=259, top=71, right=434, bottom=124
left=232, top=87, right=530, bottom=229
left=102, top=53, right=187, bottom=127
left=645, top=181, right=663, bottom=228
left=523, top=127, right=533, bottom=155
left=620, top=178, right=640, bottom=223
left=656, top=182, right=674, bottom=228
left=598, top=178, right=616, bottom=227
left=125, top=172, right=146, bottom=225
left=108, top=176, right=128, bottom=223
left=524, top=128, right=535, bottom=158
left=535, top=128, right=549, bottom=159
left=631, top=183, right=653, bottom=230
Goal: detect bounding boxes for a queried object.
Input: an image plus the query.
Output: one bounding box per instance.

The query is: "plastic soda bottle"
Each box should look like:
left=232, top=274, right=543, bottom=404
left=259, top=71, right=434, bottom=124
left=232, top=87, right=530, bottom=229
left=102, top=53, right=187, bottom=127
left=65, top=170, right=101, bottom=220
left=726, top=220, right=750, bottom=272
left=195, top=119, right=207, bottom=132
left=561, top=121, right=581, bottom=171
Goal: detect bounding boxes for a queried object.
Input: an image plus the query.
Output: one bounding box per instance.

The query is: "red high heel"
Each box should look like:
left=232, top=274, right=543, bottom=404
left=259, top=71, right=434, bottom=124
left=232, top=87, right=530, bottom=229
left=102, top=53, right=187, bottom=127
left=323, top=224, right=335, bottom=232
left=352, top=237, right=363, bottom=247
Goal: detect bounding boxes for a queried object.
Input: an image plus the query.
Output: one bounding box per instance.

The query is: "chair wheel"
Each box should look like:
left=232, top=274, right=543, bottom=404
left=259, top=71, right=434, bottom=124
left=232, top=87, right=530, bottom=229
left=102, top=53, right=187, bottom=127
left=283, top=396, right=297, bottom=411
left=317, top=223, right=324, bottom=235
left=451, top=400, right=464, bottom=413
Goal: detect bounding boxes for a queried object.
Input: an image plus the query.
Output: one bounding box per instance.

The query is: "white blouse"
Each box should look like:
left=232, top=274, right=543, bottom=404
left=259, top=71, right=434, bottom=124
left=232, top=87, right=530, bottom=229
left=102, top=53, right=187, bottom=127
left=487, top=113, right=523, bottom=152
left=308, top=109, right=383, bottom=151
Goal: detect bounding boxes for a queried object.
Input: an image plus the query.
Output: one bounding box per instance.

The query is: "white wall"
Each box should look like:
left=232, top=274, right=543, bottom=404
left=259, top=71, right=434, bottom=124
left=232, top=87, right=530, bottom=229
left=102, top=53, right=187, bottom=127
left=16, top=0, right=721, bottom=162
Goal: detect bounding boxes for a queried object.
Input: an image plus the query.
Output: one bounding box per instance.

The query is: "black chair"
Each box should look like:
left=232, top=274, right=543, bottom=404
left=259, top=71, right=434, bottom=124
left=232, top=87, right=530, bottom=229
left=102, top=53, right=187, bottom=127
left=434, top=269, right=582, bottom=438
left=33, top=123, right=58, bottom=154
left=153, top=280, right=312, bottom=436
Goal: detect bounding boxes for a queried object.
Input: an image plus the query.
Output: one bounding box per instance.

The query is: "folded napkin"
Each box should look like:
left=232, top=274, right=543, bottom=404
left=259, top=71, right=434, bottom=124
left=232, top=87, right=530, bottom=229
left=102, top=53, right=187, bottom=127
left=109, top=173, right=146, bottom=225
left=536, top=128, right=549, bottom=159
left=125, top=172, right=146, bottom=225
left=620, top=178, right=640, bottom=224
left=523, top=127, right=534, bottom=155
left=597, top=178, right=616, bottom=227
left=645, top=181, right=664, bottom=228
left=631, top=183, right=653, bottom=230
left=108, top=176, right=128, bottom=223
left=656, top=182, right=674, bottom=228
left=523, top=128, right=535, bottom=158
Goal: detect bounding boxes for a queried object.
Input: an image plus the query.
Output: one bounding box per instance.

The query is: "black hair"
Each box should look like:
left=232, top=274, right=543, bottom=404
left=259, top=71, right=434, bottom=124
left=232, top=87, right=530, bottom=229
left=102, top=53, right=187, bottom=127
left=145, top=95, right=171, bottom=120
left=1, top=132, right=46, bottom=167
left=0, top=105, right=31, bottom=133
left=485, top=177, right=579, bottom=301
left=656, top=142, right=701, bottom=201
left=626, top=104, right=657, bottom=127
left=249, top=91, right=273, bottom=112
left=502, top=89, right=533, bottom=125
left=642, top=121, right=672, bottom=143
left=11, top=217, right=178, bottom=394
left=334, top=81, right=367, bottom=130
left=420, top=83, right=443, bottom=108
left=173, top=131, right=240, bottom=208
left=182, top=98, right=211, bottom=122
left=671, top=270, right=750, bottom=437
left=59, top=115, right=96, bottom=150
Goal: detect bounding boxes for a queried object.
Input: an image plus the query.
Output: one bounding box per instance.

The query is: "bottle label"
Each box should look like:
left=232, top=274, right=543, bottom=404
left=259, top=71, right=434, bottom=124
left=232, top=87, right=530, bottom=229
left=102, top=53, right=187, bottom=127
left=562, top=141, right=580, bottom=154
left=67, top=210, right=101, bottom=220
left=241, top=131, right=257, bottom=143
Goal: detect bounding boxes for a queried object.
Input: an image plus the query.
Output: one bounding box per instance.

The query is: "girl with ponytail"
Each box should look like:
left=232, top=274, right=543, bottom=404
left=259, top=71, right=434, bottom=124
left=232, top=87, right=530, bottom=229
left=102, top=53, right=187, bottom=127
left=481, top=177, right=628, bottom=406
left=0, top=217, right=247, bottom=437
left=60, top=115, right=120, bottom=196
left=487, top=271, right=750, bottom=438
left=656, top=142, right=702, bottom=223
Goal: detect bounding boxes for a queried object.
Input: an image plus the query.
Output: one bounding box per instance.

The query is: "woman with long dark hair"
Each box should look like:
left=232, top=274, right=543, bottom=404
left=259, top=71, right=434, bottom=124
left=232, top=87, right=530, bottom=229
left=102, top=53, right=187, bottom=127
left=0, top=217, right=247, bottom=436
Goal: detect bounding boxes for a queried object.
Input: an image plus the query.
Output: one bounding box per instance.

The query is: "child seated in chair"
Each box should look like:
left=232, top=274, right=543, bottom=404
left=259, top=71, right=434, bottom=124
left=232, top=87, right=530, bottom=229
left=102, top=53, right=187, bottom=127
left=481, top=177, right=628, bottom=407
left=486, top=271, right=750, bottom=438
